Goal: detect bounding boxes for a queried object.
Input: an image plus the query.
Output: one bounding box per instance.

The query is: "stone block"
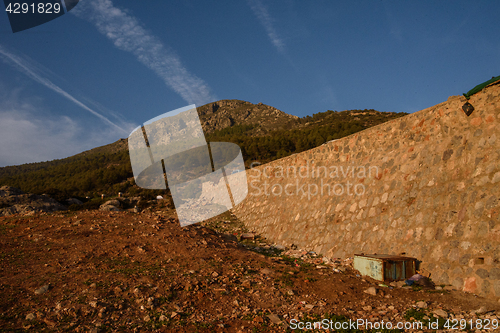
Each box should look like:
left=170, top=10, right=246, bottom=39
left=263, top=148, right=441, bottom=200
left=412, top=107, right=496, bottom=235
left=463, top=277, right=477, bottom=293
left=475, top=268, right=489, bottom=279
left=490, top=268, right=500, bottom=280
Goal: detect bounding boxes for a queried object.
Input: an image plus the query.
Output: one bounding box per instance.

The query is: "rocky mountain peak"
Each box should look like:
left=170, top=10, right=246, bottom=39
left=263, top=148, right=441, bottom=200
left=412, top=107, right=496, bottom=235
left=197, top=99, right=299, bottom=134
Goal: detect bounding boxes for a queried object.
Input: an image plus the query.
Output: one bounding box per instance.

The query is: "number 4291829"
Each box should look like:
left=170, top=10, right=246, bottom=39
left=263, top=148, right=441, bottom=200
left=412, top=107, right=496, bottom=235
left=5, top=2, right=61, bottom=14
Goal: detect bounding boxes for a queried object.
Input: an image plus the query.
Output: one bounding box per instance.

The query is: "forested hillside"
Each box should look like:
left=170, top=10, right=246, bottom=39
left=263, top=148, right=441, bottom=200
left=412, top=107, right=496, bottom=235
left=208, top=108, right=404, bottom=164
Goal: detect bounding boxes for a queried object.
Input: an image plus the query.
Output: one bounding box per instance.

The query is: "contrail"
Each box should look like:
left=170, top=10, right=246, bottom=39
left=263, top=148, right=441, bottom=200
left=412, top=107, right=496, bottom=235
left=247, top=0, right=285, bottom=53
left=72, top=0, right=216, bottom=106
left=0, top=45, right=128, bottom=133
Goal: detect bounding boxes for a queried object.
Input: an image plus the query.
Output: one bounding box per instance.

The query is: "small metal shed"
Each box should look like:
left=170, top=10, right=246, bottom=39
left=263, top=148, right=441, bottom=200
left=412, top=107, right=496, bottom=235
left=353, top=254, right=416, bottom=282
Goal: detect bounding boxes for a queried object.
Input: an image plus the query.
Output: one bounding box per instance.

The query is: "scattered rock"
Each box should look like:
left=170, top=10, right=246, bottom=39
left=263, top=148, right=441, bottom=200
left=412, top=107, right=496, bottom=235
left=267, top=313, right=282, bottom=324
left=260, top=268, right=273, bottom=275
left=433, top=309, right=448, bottom=318
left=25, top=313, right=35, bottom=320
left=364, top=287, right=378, bottom=296
left=43, top=318, right=56, bottom=327
left=390, top=281, right=407, bottom=288
left=34, top=284, right=50, bottom=295
left=416, top=301, right=428, bottom=308
left=474, top=306, right=489, bottom=314
left=240, top=233, right=255, bottom=240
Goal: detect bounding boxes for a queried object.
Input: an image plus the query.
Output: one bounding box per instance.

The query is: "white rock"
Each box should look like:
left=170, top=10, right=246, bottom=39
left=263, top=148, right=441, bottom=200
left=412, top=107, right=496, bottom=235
left=364, top=287, right=378, bottom=296
left=433, top=309, right=448, bottom=318
left=267, top=313, right=282, bottom=324
left=475, top=306, right=488, bottom=314
left=34, top=284, right=50, bottom=295
left=416, top=301, right=428, bottom=308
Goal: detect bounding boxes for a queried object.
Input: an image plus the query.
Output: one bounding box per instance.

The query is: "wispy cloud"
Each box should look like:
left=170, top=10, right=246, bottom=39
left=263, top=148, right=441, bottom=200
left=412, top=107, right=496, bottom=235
left=247, top=0, right=286, bottom=53
left=383, top=0, right=403, bottom=41
left=0, top=88, right=132, bottom=167
left=0, top=45, right=129, bottom=133
left=71, top=0, right=216, bottom=106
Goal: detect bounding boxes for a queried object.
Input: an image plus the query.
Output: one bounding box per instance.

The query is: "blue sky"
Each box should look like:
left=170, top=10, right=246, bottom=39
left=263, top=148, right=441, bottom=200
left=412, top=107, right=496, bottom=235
left=0, top=0, right=499, bottom=167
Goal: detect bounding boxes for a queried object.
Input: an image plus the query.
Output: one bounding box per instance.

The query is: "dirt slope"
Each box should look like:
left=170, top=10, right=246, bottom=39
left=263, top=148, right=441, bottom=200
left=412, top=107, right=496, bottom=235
left=1, top=209, right=498, bottom=332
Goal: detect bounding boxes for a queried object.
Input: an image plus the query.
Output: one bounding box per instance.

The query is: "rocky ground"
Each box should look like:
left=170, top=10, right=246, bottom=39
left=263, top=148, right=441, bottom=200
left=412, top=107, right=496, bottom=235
left=0, top=186, right=66, bottom=217
left=1, top=206, right=499, bottom=332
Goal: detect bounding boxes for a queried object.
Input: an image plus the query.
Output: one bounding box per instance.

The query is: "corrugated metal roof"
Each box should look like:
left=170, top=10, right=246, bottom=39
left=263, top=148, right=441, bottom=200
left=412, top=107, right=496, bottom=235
left=354, top=253, right=416, bottom=261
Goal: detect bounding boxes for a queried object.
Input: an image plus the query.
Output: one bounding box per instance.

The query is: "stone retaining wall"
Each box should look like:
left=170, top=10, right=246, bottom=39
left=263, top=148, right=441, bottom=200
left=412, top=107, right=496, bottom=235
left=232, top=84, right=500, bottom=300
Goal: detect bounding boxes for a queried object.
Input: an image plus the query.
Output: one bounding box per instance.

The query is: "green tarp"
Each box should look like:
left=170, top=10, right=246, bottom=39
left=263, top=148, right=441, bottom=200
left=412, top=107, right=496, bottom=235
left=463, top=75, right=500, bottom=99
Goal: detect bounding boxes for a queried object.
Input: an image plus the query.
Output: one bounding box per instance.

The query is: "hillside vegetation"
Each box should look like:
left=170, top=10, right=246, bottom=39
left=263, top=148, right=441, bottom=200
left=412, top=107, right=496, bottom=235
left=208, top=108, right=405, bottom=164
left=0, top=100, right=407, bottom=202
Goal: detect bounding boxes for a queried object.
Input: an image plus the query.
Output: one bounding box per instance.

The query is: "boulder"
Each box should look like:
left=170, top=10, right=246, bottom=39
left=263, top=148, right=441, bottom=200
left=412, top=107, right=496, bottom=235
left=99, top=205, right=122, bottom=212
left=99, top=199, right=123, bottom=212
left=67, top=198, right=83, bottom=205
left=104, top=199, right=121, bottom=207
left=123, top=197, right=141, bottom=205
